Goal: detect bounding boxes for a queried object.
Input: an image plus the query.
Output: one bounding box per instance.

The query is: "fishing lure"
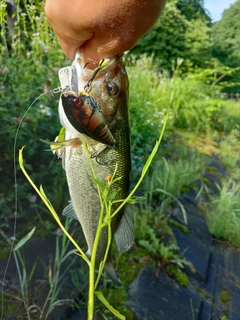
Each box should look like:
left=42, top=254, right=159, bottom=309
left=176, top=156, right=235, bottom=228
left=58, top=64, right=115, bottom=146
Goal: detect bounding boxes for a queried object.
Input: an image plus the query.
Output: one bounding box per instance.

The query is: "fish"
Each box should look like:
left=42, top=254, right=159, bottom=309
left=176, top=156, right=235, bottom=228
left=56, top=52, right=134, bottom=285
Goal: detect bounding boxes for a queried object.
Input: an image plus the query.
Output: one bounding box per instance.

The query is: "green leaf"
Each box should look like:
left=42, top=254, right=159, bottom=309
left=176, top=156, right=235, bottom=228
left=14, top=227, right=36, bottom=252
left=106, top=190, right=118, bottom=201
left=95, top=291, right=126, bottom=320
left=90, top=176, right=106, bottom=188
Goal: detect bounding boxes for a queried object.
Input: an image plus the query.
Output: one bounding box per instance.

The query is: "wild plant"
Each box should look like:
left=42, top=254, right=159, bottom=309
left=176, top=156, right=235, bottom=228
left=138, top=224, right=191, bottom=269
left=17, top=101, right=170, bottom=319
left=206, top=179, right=240, bottom=247
left=0, top=219, right=78, bottom=320
left=136, top=220, right=195, bottom=285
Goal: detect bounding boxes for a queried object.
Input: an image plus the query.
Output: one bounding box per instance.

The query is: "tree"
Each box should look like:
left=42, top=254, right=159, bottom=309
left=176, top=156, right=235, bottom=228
left=212, top=0, right=240, bottom=68
left=184, top=19, right=211, bottom=66
left=176, top=0, right=211, bottom=24
left=129, top=0, right=211, bottom=71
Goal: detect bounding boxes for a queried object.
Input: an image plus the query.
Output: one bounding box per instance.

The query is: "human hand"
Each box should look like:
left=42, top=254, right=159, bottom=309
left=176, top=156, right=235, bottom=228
left=45, top=0, right=166, bottom=62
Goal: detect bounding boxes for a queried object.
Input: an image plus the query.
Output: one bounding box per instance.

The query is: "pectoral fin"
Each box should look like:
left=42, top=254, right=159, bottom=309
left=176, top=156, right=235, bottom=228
left=114, top=204, right=134, bottom=253
left=62, top=202, right=79, bottom=220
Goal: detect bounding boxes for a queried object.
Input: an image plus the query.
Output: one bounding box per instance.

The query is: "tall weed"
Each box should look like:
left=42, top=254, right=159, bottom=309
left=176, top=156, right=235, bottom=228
left=207, top=180, right=240, bottom=247
left=128, top=56, right=224, bottom=133
left=127, top=56, right=225, bottom=177
left=142, top=148, right=205, bottom=216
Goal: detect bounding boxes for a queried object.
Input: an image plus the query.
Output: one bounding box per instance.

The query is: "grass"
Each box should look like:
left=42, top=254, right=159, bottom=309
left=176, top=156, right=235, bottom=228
left=206, top=179, right=240, bottom=247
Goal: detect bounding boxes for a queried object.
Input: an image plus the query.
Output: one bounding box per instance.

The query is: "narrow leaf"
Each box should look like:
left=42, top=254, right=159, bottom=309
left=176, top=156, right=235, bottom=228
left=95, top=291, right=125, bottom=320
left=14, top=227, right=36, bottom=252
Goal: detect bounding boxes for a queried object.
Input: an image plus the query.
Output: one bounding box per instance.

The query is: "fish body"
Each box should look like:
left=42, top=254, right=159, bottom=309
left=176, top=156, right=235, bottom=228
left=58, top=53, right=134, bottom=283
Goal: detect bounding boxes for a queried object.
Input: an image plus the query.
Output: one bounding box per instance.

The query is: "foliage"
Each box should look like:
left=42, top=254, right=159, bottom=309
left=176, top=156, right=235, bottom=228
left=0, top=0, right=59, bottom=58
left=154, top=150, right=205, bottom=194
left=220, top=292, right=230, bottom=304
left=0, top=51, right=69, bottom=223
left=206, top=179, right=240, bottom=247
left=211, top=0, right=240, bottom=92
left=218, top=128, right=240, bottom=170
left=1, top=0, right=240, bottom=318
left=211, top=0, right=240, bottom=68
left=129, top=1, right=188, bottom=70
left=0, top=220, right=77, bottom=320
left=184, top=18, right=211, bottom=65
left=0, top=0, right=69, bottom=224
left=176, top=0, right=211, bottom=23
left=128, top=56, right=174, bottom=177
left=220, top=316, right=229, bottom=320
left=127, top=56, right=229, bottom=184
left=134, top=206, right=194, bottom=286
left=128, top=57, right=227, bottom=137
left=137, top=223, right=194, bottom=281
left=129, top=0, right=211, bottom=70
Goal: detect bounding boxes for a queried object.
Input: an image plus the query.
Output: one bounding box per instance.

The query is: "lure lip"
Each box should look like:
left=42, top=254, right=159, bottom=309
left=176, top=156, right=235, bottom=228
left=58, top=65, right=79, bottom=94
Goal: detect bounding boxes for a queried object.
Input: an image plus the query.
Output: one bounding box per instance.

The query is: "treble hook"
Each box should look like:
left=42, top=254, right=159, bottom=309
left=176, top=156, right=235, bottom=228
left=84, top=59, right=106, bottom=93
left=90, top=145, right=113, bottom=165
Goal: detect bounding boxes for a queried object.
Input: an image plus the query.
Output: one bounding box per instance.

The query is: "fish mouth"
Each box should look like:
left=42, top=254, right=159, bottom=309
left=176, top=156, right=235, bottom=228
left=58, top=51, right=125, bottom=96
left=74, top=51, right=124, bottom=84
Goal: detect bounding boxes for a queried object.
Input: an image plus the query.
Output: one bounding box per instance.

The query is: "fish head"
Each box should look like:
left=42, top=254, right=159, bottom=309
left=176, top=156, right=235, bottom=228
left=58, top=52, right=128, bottom=144
left=74, top=53, right=129, bottom=133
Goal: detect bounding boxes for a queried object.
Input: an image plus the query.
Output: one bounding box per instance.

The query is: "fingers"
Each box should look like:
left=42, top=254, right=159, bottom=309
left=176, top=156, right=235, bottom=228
left=56, top=36, right=86, bottom=60
left=45, top=0, right=167, bottom=63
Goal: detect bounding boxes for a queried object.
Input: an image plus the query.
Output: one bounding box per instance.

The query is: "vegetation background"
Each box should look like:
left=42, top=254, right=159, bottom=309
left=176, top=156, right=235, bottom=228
left=0, top=0, right=240, bottom=319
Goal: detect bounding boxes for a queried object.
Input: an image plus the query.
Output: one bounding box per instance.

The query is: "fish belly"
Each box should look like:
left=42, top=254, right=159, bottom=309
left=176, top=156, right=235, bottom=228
left=64, top=143, right=112, bottom=260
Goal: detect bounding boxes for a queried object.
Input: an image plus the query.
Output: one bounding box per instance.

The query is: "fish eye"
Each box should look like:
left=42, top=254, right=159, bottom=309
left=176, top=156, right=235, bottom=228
left=106, top=82, right=119, bottom=96
left=72, top=96, right=82, bottom=107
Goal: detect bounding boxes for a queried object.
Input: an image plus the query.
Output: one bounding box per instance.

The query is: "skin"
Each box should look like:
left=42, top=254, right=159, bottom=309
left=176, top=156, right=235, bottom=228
left=45, top=0, right=167, bottom=62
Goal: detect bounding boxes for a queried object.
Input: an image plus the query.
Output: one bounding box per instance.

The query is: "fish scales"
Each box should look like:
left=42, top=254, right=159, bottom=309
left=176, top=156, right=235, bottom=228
left=64, top=142, right=109, bottom=260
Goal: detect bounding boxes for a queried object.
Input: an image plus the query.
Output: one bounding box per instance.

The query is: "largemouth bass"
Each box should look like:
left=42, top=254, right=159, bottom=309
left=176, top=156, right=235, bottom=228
left=56, top=52, right=134, bottom=284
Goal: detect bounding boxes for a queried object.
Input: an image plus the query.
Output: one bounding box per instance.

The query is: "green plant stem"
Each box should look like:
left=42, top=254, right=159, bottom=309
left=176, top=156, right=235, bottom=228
left=82, top=142, right=114, bottom=319
left=18, top=101, right=170, bottom=319
left=13, top=251, right=31, bottom=320
left=19, top=147, right=89, bottom=265
left=82, top=142, right=103, bottom=319
left=87, top=204, right=105, bottom=320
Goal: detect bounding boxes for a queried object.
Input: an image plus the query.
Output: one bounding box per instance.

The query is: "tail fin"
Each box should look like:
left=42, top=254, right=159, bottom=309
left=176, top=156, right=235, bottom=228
left=104, top=262, right=120, bottom=287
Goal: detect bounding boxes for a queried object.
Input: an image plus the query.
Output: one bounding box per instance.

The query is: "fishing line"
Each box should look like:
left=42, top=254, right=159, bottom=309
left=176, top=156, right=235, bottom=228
left=0, top=87, right=62, bottom=320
